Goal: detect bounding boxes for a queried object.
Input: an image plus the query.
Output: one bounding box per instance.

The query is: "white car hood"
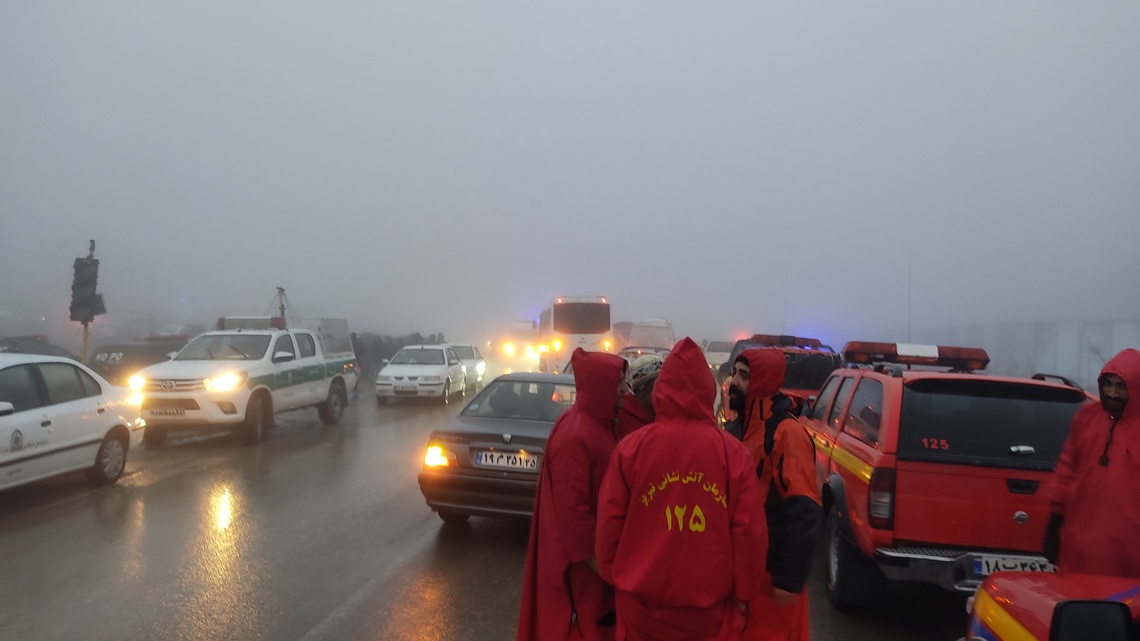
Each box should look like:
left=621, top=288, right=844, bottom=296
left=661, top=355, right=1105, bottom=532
left=378, top=363, right=448, bottom=377
left=137, top=360, right=256, bottom=379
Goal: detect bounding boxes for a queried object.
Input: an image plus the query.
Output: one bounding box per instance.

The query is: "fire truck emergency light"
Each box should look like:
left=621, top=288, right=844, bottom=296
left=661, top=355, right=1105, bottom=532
left=841, top=341, right=990, bottom=371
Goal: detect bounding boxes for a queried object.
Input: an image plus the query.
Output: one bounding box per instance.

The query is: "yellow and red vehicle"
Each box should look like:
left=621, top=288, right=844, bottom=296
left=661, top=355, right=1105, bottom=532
left=802, top=341, right=1093, bottom=608
left=965, top=572, right=1139, bottom=640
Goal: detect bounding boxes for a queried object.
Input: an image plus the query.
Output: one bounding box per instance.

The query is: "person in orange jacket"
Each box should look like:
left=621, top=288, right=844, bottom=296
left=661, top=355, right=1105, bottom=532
left=724, top=348, right=820, bottom=641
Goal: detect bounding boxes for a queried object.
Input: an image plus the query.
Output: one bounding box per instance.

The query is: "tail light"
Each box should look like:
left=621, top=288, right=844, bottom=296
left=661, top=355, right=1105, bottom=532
left=424, top=445, right=457, bottom=468
left=868, top=467, right=896, bottom=529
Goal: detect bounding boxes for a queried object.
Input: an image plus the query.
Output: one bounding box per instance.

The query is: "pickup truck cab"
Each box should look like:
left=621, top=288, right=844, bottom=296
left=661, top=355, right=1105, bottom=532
left=804, top=341, right=1091, bottom=608
left=130, top=316, right=357, bottom=446
left=965, top=572, right=1139, bottom=641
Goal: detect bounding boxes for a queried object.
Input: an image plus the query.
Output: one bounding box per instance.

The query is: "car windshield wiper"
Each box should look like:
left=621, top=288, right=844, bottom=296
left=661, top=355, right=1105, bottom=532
left=227, top=345, right=250, bottom=359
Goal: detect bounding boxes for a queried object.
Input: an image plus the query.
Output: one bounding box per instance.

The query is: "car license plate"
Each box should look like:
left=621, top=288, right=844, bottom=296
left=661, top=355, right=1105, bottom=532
left=395, top=384, right=417, bottom=392
left=475, top=450, right=539, bottom=472
left=149, top=408, right=186, bottom=416
left=973, top=555, right=1055, bottom=576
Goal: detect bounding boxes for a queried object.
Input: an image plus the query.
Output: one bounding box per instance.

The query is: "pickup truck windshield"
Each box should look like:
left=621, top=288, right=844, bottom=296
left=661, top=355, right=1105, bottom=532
left=176, top=335, right=271, bottom=361
left=897, top=379, right=1088, bottom=470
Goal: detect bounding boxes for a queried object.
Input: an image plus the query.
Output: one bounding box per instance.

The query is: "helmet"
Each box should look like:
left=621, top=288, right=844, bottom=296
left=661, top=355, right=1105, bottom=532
left=628, top=354, right=664, bottom=396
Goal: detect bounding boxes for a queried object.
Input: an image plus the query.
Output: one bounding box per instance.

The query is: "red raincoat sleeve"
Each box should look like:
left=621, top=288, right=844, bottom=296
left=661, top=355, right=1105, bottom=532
left=729, top=440, right=766, bottom=603
left=1046, top=411, right=1087, bottom=514
left=550, top=433, right=601, bottom=564
left=595, top=442, right=631, bottom=583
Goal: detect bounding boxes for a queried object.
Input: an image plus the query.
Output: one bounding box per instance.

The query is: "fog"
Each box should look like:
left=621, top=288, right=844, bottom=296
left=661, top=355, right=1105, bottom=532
left=3, top=1, right=1138, bottom=351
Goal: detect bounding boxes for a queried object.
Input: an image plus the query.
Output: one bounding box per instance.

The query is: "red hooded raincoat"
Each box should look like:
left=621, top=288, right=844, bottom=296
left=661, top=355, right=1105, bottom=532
left=596, top=338, right=767, bottom=641
left=517, top=348, right=628, bottom=641
left=1046, top=348, right=1140, bottom=578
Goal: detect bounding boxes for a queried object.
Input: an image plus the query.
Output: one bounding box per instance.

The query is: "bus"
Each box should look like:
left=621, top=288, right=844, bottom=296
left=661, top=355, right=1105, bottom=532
left=536, top=296, right=613, bottom=373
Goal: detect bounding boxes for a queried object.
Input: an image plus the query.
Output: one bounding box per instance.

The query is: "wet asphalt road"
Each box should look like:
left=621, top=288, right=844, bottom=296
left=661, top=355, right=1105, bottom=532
left=1, top=376, right=968, bottom=641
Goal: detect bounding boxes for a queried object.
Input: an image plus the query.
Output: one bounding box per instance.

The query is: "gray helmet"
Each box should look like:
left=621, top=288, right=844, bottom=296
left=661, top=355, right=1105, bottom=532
left=628, top=354, right=664, bottom=396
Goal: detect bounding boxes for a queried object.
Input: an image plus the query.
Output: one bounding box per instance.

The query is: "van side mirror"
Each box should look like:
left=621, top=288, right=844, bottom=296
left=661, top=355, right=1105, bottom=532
left=1050, top=600, right=1132, bottom=641
left=0, top=401, right=14, bottom=417
left=273, top=351, right=296, bottom=364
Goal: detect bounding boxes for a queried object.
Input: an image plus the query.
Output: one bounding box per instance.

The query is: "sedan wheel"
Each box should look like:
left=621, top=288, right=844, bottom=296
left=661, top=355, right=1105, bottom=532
left=87, top=434, right=127, bottom=486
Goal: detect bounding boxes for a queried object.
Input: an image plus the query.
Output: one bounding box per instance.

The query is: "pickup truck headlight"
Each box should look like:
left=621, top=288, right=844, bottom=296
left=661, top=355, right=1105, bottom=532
left=204, top=372, right=246, bottom=392
left=129, top=375, right=146, bottom=391
left=476, top=362, right=486, bottom=375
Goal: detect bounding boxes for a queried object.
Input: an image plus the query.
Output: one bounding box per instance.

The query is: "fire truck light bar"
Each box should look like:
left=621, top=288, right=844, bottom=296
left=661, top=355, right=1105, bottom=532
left=841, top=341, right=990, bottom=371
left=749, top=334, right=824, bottom=349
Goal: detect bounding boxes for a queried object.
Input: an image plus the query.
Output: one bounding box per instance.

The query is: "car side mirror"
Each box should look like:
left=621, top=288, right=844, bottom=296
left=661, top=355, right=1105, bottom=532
left=167, top=352, right=178, bottom=360
left=273, top=351, right=295, bottom=363
left=0, top=401, right=14, bottom=417
left=382, top=358, right=390, bottom=365
left=804, top=395, right=817, bottom=416
left=717, top=362, right=732, bottom=378
left=1050, top=600, right=1132, bottom=641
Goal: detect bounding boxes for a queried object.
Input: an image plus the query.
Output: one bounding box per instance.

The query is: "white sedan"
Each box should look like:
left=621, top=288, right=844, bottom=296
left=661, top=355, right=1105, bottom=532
left=375, top=345, right=467, bottom=405
left=0, top=354, right=145, bottom=491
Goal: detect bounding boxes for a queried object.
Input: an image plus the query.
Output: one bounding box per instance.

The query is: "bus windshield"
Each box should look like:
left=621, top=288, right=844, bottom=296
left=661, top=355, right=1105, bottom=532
left=553, top=303, right=610, bottom=334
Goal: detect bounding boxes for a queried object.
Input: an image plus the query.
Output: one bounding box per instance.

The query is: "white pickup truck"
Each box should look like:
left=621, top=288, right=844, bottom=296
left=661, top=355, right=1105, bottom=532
left=130, top=317, right=358, bottom=446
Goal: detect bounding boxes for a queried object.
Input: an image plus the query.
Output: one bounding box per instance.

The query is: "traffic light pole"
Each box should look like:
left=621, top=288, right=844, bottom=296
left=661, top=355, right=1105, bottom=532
left=82, top=241, right=94, bottom=364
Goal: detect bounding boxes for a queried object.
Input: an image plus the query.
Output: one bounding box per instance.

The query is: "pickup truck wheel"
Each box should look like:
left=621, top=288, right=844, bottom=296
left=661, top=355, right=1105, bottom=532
left=143, top=426, right=167, bottom=448
left=86, top=432, right=128, bottom=485
left=458, top=376, right=466, bottom=399
left=242, top=394, right=268, bottom=446
left=318, top=382, right=346, bottom=425
left=438, top=510, right=469, bottom=525
left=825, top=504, right=886, bottom=608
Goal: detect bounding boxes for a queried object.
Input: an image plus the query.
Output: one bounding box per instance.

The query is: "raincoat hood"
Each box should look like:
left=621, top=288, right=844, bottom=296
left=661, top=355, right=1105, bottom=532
left=570, top=348, right=628, bottom=425
left=1100, top=348, right=1140, bottom=420
left=738, top=348, right=786, bottom=402
left=652, top=337, right=716, bottom=423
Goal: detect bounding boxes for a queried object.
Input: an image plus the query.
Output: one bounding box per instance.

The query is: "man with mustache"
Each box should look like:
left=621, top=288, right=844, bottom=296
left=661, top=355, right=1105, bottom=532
left=1045, top=348, right=1140, bottom=578
left=725, top=349, right=819, bottom=641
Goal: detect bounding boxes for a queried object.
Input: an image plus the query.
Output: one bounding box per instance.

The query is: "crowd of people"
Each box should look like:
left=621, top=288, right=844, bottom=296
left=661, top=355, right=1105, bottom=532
left=514, top=337, right=1140, bottom=641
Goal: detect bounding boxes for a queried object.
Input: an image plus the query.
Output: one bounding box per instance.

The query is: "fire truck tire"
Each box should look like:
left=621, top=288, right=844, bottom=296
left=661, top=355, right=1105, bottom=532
left=825, top=504, right=886, bottom=608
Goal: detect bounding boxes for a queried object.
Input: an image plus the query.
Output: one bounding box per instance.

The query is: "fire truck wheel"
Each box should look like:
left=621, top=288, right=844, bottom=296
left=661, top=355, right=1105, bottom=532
left=825, top=504, right=886, bottom=608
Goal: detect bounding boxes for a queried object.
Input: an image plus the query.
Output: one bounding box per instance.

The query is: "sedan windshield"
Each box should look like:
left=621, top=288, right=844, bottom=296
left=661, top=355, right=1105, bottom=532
left=462, top=380, right=577, bottom=422
left=176, top=334, right=270, bottom=361
left=390, top=348, right=445, bottom=365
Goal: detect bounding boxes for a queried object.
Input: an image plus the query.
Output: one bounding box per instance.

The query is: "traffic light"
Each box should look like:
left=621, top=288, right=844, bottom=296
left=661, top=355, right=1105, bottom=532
left=69, top=257, right=104, bottom=323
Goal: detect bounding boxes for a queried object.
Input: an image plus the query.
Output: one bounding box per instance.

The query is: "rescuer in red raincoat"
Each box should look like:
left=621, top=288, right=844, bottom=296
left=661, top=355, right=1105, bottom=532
left=517, top=348, right=629, bottom=641
left=725, top=349, right=820, bottom=641
left=596, top=338, right=767, bottom=641
left=1045, top=348, right=1140, bottom=578
left=614, top=354, right=663, bottom=441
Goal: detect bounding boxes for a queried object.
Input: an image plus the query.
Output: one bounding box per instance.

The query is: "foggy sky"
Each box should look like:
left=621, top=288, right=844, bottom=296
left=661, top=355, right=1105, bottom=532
left=3, top=1, right=1138, bottom=349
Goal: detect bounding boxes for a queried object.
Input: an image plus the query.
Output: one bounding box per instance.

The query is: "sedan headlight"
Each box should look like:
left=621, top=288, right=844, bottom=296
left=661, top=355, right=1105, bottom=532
left=377, top=375, right=392, bottom=382
left=476, top=362, right=486, bottom=375
left=129, top=375, right=146, bottom=391
left=421, top=376, right=442, bottom=382
left=204, top=372, right=246, bottom=392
